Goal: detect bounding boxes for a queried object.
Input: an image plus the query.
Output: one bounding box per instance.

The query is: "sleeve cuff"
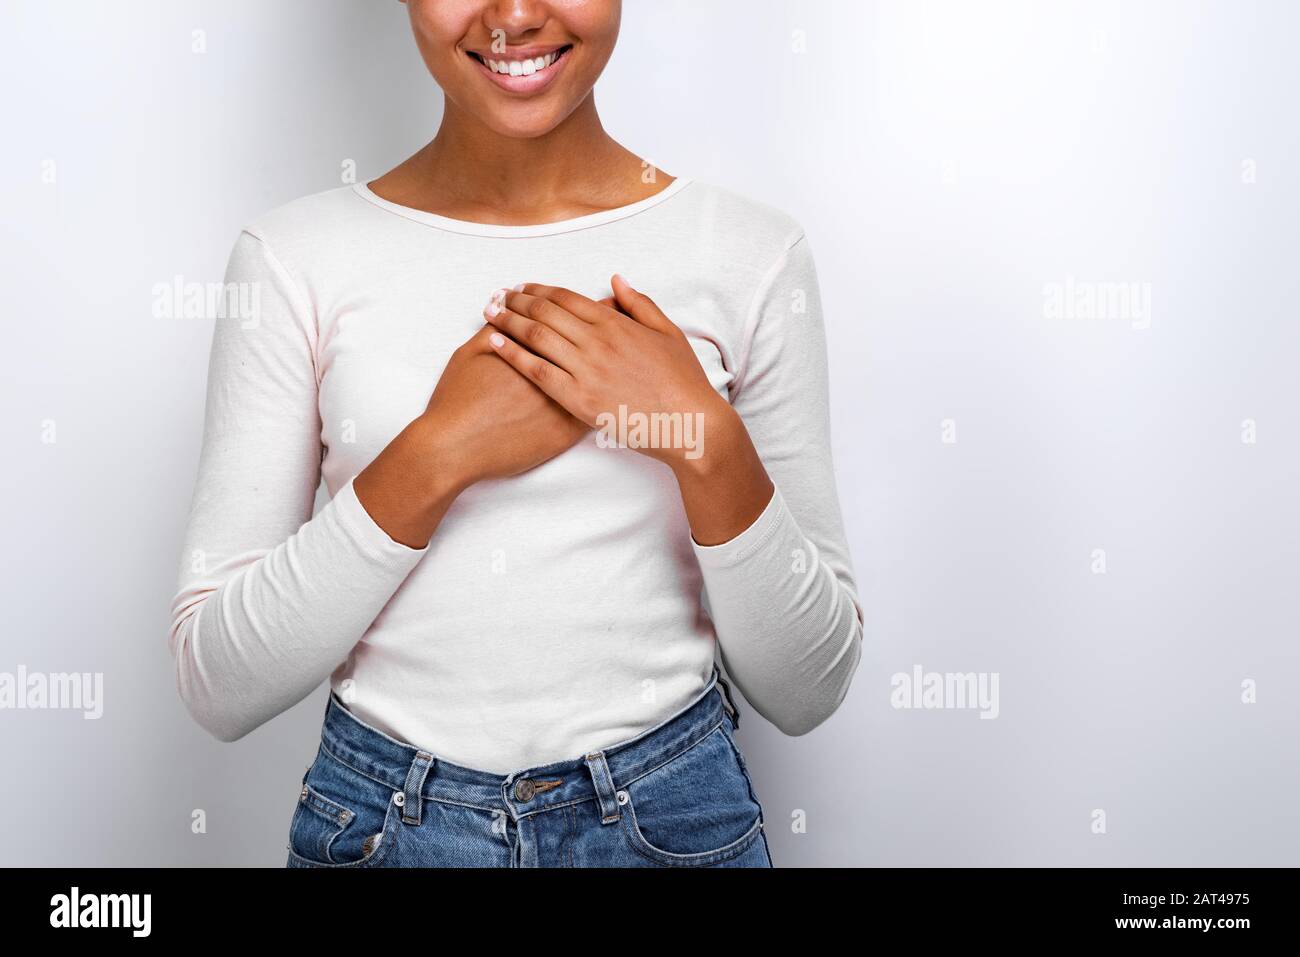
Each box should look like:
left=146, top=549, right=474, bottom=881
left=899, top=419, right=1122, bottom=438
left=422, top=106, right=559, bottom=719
left=328, top=477, right=429, bottom=563
left=691, top=485, right=787, bottom=569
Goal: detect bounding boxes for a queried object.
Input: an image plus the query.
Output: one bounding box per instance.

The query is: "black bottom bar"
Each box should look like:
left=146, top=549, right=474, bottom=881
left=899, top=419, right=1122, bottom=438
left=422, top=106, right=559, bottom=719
left=0, top=867, right=1283, bottom=941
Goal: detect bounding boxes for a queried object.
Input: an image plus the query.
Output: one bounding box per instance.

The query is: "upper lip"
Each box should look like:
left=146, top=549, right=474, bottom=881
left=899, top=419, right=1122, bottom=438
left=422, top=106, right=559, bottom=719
left=466, top=43, right=570, bottom=61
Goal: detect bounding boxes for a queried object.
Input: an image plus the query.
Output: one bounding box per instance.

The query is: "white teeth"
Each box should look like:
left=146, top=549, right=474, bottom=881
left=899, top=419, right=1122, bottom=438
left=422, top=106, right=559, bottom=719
left=484, top=50, right=561, bottom=77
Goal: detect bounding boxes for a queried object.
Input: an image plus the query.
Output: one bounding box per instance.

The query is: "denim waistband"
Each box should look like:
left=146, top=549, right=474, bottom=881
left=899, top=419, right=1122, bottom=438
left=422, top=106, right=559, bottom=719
left=317, top=669, right=739, bottom=822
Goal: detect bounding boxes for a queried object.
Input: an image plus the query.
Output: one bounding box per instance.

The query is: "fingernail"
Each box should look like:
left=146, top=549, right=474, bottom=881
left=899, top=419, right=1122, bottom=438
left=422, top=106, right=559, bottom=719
left=489, top=332, right=505, bottom=348
left=512, top=283, right=525, bottom=292
left=613, top=273, right=630, bottom=287
left=485, top=300, right=502, bottom=317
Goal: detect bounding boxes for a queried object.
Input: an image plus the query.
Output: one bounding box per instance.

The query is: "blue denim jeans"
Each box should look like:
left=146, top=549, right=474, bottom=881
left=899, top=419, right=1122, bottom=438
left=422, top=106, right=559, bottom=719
left=285, top=670, right=773, bottom=868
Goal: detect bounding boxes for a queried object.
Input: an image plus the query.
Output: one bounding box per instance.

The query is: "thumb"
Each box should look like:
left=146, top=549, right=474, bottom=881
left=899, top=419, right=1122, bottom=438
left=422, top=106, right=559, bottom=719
left=611, top=274, right=675, bottom=332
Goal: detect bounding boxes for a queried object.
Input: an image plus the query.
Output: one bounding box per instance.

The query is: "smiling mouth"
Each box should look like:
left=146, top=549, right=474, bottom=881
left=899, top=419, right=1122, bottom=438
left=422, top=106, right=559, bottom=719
left=467, top=44, right=572, bottom=78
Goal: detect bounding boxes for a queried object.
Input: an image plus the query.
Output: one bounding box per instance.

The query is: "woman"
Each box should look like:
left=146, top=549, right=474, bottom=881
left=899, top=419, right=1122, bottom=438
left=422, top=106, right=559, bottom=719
left=170, top=0, right=863, bottom=868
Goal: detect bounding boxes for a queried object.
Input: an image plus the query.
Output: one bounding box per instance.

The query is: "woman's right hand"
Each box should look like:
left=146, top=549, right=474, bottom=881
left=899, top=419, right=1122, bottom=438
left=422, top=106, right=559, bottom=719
left=354, top=324, right=589, bottom=548
left=421, top=323, right=592, bottom=483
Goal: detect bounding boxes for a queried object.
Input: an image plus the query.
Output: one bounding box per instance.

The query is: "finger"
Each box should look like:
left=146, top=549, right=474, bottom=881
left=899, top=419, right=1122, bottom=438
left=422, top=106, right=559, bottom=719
left=513, top=284, right=614, bottom=325
left=611, top=274, right=677, bottom=334
left=484, top=292, right=582, bottom=372
left=460, top=322, right=518, bottom=356
left=498, top=288, right=597, bottom=344
left=487, top=330, right=578, bottom=411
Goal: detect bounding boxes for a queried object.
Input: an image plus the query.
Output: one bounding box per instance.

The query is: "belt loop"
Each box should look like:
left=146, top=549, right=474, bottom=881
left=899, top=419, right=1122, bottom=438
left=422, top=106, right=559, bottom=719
left=584, top=751, right=621, bottom=825
left=401, top=751, right=434, bottom=826
left=716, top=672, right=741, bottom=729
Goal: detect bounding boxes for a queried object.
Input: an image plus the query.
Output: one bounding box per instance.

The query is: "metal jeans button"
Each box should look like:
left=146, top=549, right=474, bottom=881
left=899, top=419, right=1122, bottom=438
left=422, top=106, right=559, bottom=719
left=514, top=778, right=536, bottom=802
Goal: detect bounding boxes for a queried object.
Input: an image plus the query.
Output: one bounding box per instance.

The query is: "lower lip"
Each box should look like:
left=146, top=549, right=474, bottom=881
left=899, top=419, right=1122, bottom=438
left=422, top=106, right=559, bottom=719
left=470, top=48, right=571, bottom=95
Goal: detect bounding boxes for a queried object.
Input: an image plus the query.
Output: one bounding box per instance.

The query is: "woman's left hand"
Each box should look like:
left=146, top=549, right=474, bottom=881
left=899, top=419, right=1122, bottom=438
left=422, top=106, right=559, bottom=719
left=482, top=276, right=733, bottom=469
left=483, top=275, right=776, bottom=545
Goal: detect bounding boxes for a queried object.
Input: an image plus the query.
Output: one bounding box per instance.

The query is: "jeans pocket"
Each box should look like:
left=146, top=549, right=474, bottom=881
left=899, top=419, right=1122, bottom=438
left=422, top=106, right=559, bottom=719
left=286, top=750, right=399, bottom=868
left=618, top=724, right=765, bottom=867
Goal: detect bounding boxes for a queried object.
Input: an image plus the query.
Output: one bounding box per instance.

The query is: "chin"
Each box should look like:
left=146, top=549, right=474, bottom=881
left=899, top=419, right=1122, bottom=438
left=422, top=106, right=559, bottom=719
left=483, top=105, right=575, bottom=139
left=450, top=77, right=586, bottom=138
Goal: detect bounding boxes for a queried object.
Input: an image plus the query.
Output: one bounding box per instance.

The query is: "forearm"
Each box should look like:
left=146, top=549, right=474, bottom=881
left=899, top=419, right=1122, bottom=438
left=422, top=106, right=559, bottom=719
left=169, top=477, right=427, bottom=741
left=353, top=414, right=470, bottom=549
left=670, top=399, right=775, bottom=546
left=675, top=402, right=862, bottom=735
left=691, top=484, right=863, bottom=736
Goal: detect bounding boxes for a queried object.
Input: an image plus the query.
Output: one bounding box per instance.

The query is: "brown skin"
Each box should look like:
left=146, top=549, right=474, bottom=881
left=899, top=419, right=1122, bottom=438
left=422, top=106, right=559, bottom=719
left=355, top=0, right=772, bottom=548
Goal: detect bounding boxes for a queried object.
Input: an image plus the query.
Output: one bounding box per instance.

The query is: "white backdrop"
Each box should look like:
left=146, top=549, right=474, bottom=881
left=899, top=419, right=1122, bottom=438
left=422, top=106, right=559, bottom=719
left=1, top=0, right=1296, bottom=866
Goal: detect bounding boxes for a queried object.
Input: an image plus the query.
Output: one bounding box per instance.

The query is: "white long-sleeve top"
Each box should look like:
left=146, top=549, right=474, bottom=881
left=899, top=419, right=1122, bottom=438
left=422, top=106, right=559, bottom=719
left=169, top=177, right=863, bottom=773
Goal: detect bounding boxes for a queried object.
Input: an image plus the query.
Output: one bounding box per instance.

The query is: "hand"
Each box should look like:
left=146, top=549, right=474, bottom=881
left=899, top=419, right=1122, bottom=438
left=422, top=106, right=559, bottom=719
left=420, top=323, right=591, bottom=486
left=353, top=323, right=588, bottom=547
left=481, top=277, right=730, bottom=469
left=482, top=277, right=776, bottom=545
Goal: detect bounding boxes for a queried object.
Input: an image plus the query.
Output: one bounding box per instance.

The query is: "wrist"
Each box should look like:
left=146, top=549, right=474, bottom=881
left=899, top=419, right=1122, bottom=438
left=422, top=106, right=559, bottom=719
left=670, top=398, right=746, bottom=485
left=406, top=414, right=474, bottom=503
left=669, top=400, right=774, bottom=546
left=353, top=415, right=470, bottom=549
